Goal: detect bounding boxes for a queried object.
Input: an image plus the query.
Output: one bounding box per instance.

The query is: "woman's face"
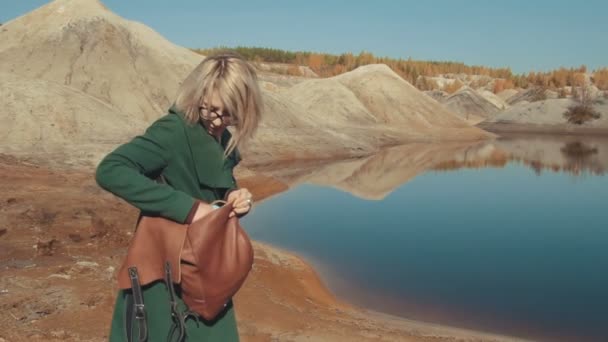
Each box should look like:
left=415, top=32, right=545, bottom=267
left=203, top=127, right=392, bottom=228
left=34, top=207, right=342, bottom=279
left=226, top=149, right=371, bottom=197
left=199, top=90, right=235, bottom=132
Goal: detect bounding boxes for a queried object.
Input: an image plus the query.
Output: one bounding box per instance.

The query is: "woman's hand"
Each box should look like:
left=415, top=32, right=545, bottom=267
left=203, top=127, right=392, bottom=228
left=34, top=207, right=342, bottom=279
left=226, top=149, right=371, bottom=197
left=227, top=188, right=253, bottom=218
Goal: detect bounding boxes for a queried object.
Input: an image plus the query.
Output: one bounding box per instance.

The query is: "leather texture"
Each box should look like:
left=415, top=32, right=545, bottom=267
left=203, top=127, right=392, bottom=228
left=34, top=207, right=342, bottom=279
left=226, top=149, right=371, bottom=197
left=117, top=201, right=254, bottom=321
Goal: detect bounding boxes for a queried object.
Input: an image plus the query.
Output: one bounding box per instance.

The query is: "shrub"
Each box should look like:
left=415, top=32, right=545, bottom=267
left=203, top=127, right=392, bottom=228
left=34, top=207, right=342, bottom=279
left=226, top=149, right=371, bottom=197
left=444, top=79, right=464, bottom=94
left=564, top=104, right=600, bottom=124
left=286, top=64, right=303, bottom=76
left=415, top=77, right=439, bottom=91
left=529, top=87, right=547, bottom=102
left=564, top=85, right=602, bottom=124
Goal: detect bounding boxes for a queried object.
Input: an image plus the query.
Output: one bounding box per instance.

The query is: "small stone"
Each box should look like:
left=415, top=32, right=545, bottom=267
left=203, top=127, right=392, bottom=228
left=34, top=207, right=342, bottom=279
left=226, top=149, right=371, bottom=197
left=68, top=233, right=82, bottom=242
left=51, top=330, right=67, bottom=338
left=76, top=261, right=99, bottom=268
left=47, top=274, right=71, bottom=280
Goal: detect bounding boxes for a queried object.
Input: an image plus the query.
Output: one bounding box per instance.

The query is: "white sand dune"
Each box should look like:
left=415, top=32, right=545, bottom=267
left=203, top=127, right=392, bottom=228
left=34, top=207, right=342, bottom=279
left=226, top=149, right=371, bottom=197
left=496, top=89, right=519, bottom=102
left=330, top=65, right=492, bottom=140
left=0, top=0, right=203, bottom=122
left=485, top=98, right=608, bottom=128
left=442, top=86, right=502, bottom=123
left=0, top=72, right=146, bottom=167
left=423, top=90, right=449, bottom=102
left=505, top=88, right=560, bottom=105
left=479, top=90, right=508, bottom=110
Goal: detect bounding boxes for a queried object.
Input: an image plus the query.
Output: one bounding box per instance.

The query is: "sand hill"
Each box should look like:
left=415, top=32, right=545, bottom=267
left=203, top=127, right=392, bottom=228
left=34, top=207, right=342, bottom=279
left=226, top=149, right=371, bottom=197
left=424, top=90, right=449, bottom=102
left=329, top=65, right=492, bottom=140
left=1, top=0, right=492, bottom=168
left=441, top=86, right=502, bottom=123
left=333, top=65, right=460, bottom=127
left=482, top=98, right=608, bottom=131
left=478, top=90, right=508, bottom=109
left=506, top=88, right=559, bottom=105
left=0, top=72, right=147, bottom=167
left=0, top=0, right=202, bottom=122
left=250, top=65, right=495, bottom=166
left=496, top=89, right=519, bottom=102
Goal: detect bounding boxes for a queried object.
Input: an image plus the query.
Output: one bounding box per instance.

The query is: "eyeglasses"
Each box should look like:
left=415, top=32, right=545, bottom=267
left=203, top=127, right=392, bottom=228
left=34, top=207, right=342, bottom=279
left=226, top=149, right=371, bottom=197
left=199, top=104, right=237, bottom=126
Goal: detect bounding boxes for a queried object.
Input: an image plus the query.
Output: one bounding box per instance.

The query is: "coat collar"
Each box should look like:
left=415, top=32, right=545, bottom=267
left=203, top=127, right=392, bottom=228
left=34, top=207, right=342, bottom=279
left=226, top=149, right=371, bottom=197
left=168, top=105, right=235, bottom=188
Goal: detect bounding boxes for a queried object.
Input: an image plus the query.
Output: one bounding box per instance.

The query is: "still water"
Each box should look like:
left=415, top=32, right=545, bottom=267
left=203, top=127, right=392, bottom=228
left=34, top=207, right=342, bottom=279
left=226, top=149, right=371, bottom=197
left=242, top=134, right=608, bottom=342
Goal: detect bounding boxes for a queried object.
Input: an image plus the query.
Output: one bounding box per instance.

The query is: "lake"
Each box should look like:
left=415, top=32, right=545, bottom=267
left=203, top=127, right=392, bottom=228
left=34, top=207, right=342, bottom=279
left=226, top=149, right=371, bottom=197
left=242, top=134, right=608, bottom=342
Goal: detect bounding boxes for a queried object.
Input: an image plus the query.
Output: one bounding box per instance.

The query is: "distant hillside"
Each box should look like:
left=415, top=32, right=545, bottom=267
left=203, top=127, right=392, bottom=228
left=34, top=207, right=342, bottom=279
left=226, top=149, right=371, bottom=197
left=194, top=46, right=608, bottom=94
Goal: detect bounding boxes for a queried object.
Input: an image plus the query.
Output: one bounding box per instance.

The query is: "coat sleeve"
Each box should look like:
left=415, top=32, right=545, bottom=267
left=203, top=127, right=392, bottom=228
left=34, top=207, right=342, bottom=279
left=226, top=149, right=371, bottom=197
left=95, top=114, right=196, bottom=223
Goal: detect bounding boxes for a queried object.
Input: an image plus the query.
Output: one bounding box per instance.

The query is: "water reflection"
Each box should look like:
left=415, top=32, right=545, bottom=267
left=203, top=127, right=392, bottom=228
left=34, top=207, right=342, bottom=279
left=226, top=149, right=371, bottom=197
left=559, top=141, right=604, bottom=175
left=249, top=134, right=608, bottom=199
left=243, top=133, right=608, bottom=342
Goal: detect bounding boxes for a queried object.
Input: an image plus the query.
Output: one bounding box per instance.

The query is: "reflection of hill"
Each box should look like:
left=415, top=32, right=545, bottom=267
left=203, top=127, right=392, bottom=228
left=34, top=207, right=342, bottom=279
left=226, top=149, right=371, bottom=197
left=431, top=134, right=608, bottom=176
left=432, top=148, right=508, bottom=171
left=495, top=135, right=608, bottom=176
left=250, top=134, right=608, bottom=200
left=251, top=141, right=492, bottom=200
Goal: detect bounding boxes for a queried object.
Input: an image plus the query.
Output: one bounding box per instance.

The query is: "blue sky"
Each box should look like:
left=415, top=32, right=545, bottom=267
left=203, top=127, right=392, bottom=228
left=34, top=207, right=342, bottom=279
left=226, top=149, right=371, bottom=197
left=2, top=0, right=607, bottom=74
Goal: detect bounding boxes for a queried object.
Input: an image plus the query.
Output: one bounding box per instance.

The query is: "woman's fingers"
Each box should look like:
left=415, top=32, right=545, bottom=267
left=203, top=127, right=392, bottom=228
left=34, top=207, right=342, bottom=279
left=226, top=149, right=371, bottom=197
left=230, top=199, right=251, bottom=217
left=226, top=188, right=253, bottom=218
left=234, top=197, right=251, bottom=208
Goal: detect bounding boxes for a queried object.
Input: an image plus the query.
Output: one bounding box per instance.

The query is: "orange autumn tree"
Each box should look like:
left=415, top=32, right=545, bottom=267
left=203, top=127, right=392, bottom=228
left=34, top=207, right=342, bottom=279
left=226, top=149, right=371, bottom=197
left=444, top=79, right=464, bottom=94
left=593, top=68, right=608, bottom=90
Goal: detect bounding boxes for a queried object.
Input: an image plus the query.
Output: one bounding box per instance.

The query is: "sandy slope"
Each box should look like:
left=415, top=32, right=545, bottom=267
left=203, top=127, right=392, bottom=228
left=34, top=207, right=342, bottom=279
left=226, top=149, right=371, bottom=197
left=482, top=98, right=608, bottom=131
left=0, top=0, right=202, bottom=122
left=0, top=72, right=147, bottom=168
left=441, top=86, right=502, bottom=123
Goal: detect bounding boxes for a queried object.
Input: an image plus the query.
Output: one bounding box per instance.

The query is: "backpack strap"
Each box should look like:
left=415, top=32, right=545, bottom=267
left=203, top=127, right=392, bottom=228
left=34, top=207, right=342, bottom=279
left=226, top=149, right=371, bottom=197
left=165, top=261, right=202, bottom=342
left=127, top=267, right=148, bottom=342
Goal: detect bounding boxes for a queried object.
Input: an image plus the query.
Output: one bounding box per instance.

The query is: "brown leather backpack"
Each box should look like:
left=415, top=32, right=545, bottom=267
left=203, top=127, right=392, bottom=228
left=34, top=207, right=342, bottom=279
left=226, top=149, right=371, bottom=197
left=117, top=200, right=254, bottom=321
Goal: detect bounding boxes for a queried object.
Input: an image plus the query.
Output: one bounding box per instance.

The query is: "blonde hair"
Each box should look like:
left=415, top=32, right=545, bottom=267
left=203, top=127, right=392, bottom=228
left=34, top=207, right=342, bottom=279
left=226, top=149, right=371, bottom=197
left=174, top=51, right=263, bottom=157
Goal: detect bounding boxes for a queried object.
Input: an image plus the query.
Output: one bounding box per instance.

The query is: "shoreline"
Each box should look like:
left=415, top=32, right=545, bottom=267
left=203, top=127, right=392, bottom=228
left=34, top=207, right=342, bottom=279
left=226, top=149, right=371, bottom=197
left=477, top=122, right=608, bottom=137
left=242, top=239, right=533, bottom=342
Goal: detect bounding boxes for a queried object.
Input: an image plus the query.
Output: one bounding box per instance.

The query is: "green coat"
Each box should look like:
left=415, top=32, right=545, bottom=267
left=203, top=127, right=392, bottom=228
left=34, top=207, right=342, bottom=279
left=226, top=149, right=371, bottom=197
left=96, top=106, right=242, bottom=341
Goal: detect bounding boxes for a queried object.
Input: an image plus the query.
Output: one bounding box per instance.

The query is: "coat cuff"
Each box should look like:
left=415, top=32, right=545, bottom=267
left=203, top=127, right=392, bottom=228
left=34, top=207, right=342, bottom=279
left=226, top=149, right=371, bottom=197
left=184, top=200, right=201, bottom=224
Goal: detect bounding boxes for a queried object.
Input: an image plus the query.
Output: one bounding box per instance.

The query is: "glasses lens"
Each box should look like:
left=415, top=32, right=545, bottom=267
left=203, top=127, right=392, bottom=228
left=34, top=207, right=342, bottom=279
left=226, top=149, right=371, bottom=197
left=200, top=106, right=237, bottom=126
left=200, top=106, right=217, bottom=120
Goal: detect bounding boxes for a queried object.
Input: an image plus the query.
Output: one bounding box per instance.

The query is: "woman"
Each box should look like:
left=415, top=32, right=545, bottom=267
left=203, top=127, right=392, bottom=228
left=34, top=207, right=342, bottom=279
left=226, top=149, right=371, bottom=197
left=95, top=51, right=263, bottom=341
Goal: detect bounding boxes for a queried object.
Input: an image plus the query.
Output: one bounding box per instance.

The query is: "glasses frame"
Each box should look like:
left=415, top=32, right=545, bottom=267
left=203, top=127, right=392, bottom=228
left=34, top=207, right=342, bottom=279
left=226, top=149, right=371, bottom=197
left=198, top=104, right=237, bottom=126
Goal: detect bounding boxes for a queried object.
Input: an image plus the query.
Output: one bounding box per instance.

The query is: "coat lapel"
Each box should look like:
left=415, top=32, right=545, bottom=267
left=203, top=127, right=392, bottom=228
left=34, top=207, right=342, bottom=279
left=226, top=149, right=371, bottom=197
left=169, top=106, right=235, bottom=188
